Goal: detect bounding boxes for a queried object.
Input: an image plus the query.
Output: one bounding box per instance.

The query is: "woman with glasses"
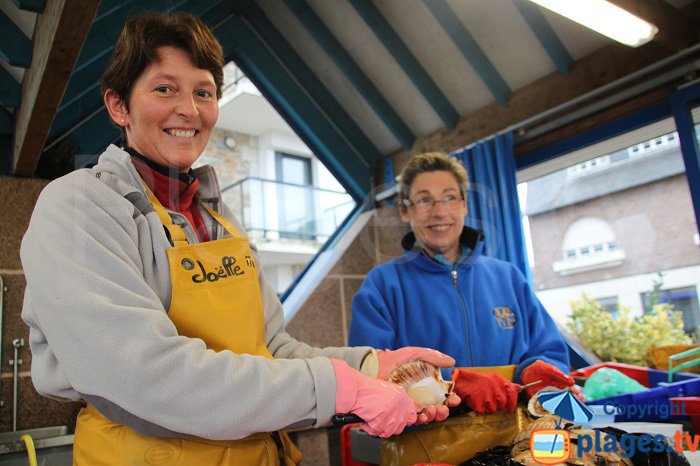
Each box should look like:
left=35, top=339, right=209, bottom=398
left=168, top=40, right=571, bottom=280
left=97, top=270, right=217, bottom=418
left=349, top=152, right=574, bottom=415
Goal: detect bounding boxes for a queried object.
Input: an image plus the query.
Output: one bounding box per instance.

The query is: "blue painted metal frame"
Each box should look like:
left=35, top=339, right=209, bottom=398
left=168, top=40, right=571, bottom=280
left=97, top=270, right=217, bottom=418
left=217, top=2, right=382, bottom=201
left=238, top=2, right=380, bottom=170
left=384, top=157, right=395, bottom=207
left=516, top=82, right=700, bottom=235
left=0, top=107, right=12, bottom=134
left=516, top=101, right=672, bottom=170
left=425, top=0, right=511, bottom=106
left=670, top=81, right=700, bottom=235
left=0, top=10, right=32, bottom=67
left=0, top=136, right=11, bottom=175
left=512, top=0, right=571, bottom=75
left=47, top=0, right=231, bottom=153
left=349, top=0, right=459, bottom=129
left=283, top=0, right=415, bottom=150
left=72, top=0, right=139, bottom=73
left=13, top=0, right=45, bottom=13
left=0, top=65, right=20, bottom=108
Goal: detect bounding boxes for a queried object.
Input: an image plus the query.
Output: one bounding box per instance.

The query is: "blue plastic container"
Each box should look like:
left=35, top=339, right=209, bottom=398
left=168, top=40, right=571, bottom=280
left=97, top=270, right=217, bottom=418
left=587, top=376, right=700, bottom=422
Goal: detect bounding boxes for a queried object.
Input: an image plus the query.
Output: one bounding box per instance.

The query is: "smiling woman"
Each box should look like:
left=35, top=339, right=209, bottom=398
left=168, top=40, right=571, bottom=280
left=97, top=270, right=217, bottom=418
left=19, top=11, right=460, bottom=466
left=350, top=151, right=574, bottom=411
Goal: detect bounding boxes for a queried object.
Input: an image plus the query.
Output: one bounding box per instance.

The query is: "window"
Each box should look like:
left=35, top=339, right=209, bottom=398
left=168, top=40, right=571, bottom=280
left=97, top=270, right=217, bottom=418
left=276, top=152, right=314, bottom=240
left=627, top=131, right=679, bottom=157
left=519, top=117, right=700, bottom=328
left=551, top=217, right=625, bottom=275
left=566, top=155, right=610, bottom=177
left=597, top=296, right=619, bottom=318
left=641, top=286, right=700, bottom=334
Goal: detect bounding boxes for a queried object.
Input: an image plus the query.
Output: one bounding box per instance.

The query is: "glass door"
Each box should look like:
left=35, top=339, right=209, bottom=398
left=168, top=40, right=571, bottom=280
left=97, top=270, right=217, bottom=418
left=275, top=152, right=315, bottom=239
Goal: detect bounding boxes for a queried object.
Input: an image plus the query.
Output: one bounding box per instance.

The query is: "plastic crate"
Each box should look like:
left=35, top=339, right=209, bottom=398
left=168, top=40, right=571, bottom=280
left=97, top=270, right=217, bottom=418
left=574, top=364, right=700, bottom=423
left=340, top=424, right=377, bottom=466
left=571, top=362, right=699, bottom=387
left=670, top=397, right=700, bottom=435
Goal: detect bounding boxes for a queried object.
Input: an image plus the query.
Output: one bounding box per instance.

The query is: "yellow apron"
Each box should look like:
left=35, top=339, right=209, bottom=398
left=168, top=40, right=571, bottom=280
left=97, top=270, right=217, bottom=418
left=73, top=186, right=302, bottom=466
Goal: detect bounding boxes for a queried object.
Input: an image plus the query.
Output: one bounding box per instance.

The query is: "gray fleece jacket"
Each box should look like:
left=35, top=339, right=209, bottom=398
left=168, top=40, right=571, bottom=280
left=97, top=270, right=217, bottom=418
left=20, top=145, right=371, bottom=440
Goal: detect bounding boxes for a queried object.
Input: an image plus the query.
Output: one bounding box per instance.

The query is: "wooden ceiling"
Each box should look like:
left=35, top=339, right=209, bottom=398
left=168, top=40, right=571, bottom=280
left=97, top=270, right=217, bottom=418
left=1, top=0, right=699, bottom=199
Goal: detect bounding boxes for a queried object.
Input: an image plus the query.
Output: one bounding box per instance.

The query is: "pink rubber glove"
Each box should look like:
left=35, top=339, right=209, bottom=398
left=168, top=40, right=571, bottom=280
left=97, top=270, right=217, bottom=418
left=375, top=347, right=456, bottom=381
left=332, top=359, right=418, bottom=437
left=520, top=360, right=575, bottom=398
left=451, top=369, right=519, bottom=414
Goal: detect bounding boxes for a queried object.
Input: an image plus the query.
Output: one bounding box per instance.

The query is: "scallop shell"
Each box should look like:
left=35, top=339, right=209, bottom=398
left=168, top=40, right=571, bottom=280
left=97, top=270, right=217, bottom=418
left=386, top=360, right=454, bottom=407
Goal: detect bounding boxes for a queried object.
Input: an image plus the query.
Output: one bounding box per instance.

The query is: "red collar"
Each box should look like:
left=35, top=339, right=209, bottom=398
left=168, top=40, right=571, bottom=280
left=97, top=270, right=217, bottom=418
left=130, top=156, right=210, bottom=242
left=130, top=156, right=199, bottom=212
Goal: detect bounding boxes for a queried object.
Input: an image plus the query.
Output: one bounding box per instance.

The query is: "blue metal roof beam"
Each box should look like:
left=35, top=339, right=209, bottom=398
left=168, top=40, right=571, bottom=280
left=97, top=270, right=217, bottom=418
left=283, top=0, right=415, bottom=150
left=349, top=0, right=459, bottom=129
left=0, top=65, right=21, bottom=107
left=216, top=8, right=377, bottom=200
left=239, top=2, right=380, bottom=168
left=13, top=0, right=44, bottom=13
left=71, top=0, right=137, bottom=73
left=232, top=2, right=383, bottom=198
left=0, top=10, right=32, bottom=67
left=425, top=0, right=511, bottom=106
left=49, top=0, right=228, bottom=143
left=64, top=0, right=192, bottom=111
left=512, top=0, right=572, bottom=75
left=0, top=108, right=12, bottom=134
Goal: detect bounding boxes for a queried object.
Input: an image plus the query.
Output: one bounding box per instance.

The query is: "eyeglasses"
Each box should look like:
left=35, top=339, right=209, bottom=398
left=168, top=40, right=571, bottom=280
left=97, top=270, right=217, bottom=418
left=401, top=193, right=464, bottom=213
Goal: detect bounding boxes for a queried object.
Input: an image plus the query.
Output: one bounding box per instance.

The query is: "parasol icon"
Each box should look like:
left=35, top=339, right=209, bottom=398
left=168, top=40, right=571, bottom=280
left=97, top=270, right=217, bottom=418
left=537, top=389, right=593, bottom=425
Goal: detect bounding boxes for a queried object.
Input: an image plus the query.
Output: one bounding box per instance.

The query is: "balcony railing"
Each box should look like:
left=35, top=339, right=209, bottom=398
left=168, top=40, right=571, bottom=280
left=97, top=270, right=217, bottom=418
left=221, top=177, right=355, bottom=243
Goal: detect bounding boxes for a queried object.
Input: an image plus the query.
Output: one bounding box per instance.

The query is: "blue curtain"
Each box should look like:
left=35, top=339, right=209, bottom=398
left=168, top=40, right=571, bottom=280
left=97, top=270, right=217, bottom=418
left=452, top=132, right=531, bottom=280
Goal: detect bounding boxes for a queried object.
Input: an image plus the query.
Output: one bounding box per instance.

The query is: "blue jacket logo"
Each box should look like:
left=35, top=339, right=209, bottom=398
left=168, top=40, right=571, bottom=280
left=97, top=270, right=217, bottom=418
left=493, top=307, right=516, bottom=329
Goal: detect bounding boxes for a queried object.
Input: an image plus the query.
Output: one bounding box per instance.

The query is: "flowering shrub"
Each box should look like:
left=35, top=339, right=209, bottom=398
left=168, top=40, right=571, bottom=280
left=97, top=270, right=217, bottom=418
left=567, top=293, right=691, bottom=366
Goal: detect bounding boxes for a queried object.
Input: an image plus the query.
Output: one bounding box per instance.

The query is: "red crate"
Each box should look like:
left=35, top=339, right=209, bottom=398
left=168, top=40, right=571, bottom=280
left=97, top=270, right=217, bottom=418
left=570, top=362, right=700, bottom=387
left=670, top=397, right=700, bottom=434
left=340, top=424, right=375, bottom=466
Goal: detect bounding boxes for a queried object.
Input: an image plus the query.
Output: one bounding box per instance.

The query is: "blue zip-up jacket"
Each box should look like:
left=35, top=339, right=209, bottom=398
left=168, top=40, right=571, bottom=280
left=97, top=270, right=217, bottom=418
left=349, top=227, right=569, bottom=382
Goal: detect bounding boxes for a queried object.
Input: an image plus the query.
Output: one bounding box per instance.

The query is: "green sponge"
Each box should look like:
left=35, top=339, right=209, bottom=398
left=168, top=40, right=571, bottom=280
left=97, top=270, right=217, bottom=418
left=584, top=368, right=647, bottom=401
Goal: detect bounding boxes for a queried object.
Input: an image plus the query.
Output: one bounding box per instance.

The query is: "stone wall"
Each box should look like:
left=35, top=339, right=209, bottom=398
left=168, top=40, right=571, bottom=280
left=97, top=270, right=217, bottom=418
left=0, top=176, right=82, bottom=432
left=197, top=127, right=260, bottom=188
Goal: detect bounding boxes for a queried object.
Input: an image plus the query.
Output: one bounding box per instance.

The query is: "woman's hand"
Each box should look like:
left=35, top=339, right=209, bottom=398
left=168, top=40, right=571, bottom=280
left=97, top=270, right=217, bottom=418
left=375, top=347, right=455, bottom=380
left=416, top=391, right=461, bottom=423
left=332, top=360, right=418, bottom=437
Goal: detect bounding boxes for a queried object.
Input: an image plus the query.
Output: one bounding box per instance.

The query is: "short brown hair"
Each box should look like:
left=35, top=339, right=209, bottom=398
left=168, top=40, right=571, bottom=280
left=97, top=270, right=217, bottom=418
left=399, top=152, right=469, bottom=204
left=101, top=11, right=224, bottom=142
